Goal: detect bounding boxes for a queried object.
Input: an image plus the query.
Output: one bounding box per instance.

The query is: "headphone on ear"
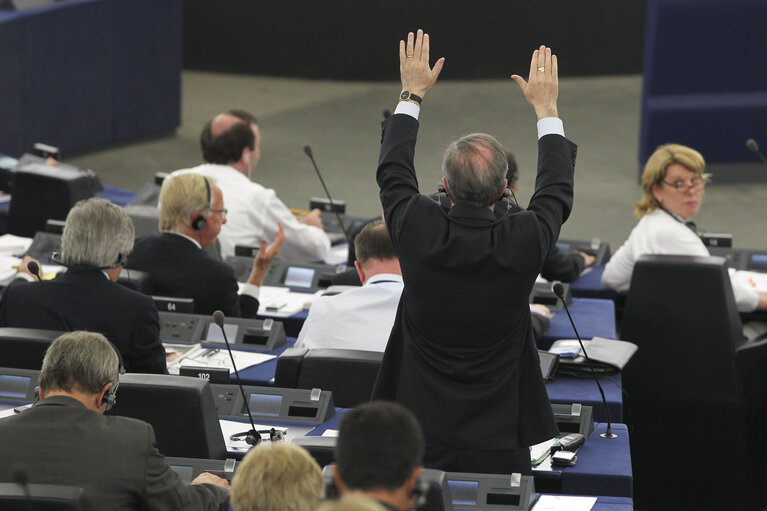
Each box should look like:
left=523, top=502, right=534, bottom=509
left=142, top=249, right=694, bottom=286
left=101, top=342, right=125, bottom=412
left=191, top=176, right=212, bottom=232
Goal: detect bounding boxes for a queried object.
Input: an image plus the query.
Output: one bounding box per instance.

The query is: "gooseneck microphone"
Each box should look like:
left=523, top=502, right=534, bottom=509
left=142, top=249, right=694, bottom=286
left=26, top=261, right=42, bottom=281
left=213, top=310, right=260, bottom=447
left=746, top=138, right=767, bottom=165
left=552, top=282, right=617, bottom=439
left=302, top=144, right=351, bottom=241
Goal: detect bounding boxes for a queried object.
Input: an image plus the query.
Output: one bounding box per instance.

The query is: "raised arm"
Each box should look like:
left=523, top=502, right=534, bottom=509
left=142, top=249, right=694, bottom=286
left=398, top=29, right=444, bottom=103
left=511, top=45, right=559, bottom=120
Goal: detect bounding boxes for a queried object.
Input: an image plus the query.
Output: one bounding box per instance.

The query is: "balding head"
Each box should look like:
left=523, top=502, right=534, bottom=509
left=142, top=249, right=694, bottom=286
left=200, top=111, right=257, bottom=173
left=441, top=133, right=508, bottom=208
left=210, top=113, right=243, bottom=138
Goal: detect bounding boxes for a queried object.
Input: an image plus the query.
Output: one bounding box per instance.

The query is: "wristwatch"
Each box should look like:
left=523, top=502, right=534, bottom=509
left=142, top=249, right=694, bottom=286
left=399, top=90, right=422, bottom=105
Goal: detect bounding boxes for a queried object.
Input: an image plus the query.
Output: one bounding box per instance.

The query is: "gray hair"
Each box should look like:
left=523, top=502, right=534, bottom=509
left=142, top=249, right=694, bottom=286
left=39, top=331, right=120, bottom=395
left=60, top=198, right=134, bottom=268
left=158, top=173, right=213, bottom=231
left=442, top=133, right=508, bottom=207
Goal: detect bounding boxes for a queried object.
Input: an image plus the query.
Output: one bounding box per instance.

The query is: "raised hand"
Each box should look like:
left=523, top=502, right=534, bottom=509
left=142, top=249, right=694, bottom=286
left=248, top=221, right=285, bottom=286
left=511, top=46, right=559, bottom=120
left=399, top=29, right=445, bottom=98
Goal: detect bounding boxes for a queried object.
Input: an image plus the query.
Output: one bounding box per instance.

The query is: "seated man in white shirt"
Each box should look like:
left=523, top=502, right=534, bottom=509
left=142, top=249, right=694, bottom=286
left=173, top=109, right=330, bottom=262
left=296, top=220, right=402, bottom=352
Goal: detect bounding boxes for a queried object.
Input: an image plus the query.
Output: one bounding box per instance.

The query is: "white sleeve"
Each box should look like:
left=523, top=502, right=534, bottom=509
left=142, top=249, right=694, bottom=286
left=730, top=277, right=760, bottom=312
left=262, top=192, right=331, bottom=262
left=601, top=240, right=634, bottom=292
left=537, top=118, right=565, bottom=139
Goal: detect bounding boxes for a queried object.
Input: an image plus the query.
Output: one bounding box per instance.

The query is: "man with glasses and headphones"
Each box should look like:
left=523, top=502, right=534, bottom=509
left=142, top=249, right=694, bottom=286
left=0, top=331, right=231, bottom=510
left=0, top=198, right=167, bottom=374
left=126, top=173, right=284, bottom=318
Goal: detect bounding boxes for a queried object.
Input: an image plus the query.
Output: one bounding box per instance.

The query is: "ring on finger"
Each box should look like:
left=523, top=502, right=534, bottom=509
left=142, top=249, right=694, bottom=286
left=538, top=66, right=545, bottom=72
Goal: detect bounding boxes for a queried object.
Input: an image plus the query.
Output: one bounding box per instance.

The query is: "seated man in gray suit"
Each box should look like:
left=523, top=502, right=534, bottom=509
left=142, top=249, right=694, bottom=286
left=0, top=331, right=230, bottom=510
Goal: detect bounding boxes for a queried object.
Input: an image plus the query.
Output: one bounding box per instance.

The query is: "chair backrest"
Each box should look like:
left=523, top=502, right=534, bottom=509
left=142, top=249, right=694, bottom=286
left=106, top=374, right=227, bottom=459
left=0, top=483, right=83, bottom=510
left=621, top=254, right=743, bottom=407
left=274, top=348, right=382, bottom=408
left=116, top=268, right=154, bottom=294
left=0, top=328, right=64, bottom=370
left=619, top=254, right=751, bottom=508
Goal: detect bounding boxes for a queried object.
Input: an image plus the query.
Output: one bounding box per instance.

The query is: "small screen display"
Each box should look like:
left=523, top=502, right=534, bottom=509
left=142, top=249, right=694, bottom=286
left=245, top=393, right=282, bottom=417
left=0, top=375, right=31, bottom=400
left=205, top=323, right=239, bottom=343
left=750, top=254, right=767, bottom=271
left=169, top=465, right=194, bottom=485
left=447, top=480, right=478, bottom=506
left=555, top=242, right=570, bottom=250
left=284, top=267, right=315, bottom=288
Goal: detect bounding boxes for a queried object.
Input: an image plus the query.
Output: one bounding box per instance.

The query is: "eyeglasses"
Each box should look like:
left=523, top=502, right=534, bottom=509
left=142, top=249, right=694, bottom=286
left=207, top=208, right=228, bottom=218
left=661, top=176, right=709, bottom=192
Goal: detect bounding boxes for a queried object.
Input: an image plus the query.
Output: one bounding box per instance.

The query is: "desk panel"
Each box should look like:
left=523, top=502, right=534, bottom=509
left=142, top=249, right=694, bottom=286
left=542, top=298, right=616, bottom=349
left=569, top=266, right=625, bottom=301
left=546, top=374, right=622, bottom=423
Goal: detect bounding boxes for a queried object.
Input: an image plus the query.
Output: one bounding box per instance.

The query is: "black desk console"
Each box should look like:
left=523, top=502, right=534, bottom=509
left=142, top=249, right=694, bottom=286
left=159, top=312, right=286, bottom=351
left=0, top=367, right=40, bottom=404
left=551, top=403, right=594, bottom=437
left=446, top=473, right=535, bottom=511
left=557, top=237, right=612, bottom=266
left=166, top=457, right=238, bottom=483
left=530, top=281, right=571, bottom=310
left=262, top=260, right=347, bottom=292
left=209, top=383, right=335, bottom=425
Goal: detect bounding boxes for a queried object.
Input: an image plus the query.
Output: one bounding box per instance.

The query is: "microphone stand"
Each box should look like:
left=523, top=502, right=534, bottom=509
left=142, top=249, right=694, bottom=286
left=552, top=282, right=617, bottom=439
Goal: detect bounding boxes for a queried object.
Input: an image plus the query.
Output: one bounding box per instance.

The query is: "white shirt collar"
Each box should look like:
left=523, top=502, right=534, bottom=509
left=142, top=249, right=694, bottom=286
left=364, top=273, right=404, bottom=286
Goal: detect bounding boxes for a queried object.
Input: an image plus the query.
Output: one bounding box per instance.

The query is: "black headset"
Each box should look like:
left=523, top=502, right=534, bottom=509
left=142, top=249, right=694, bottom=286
left=191, top=176, right=212, bottom=232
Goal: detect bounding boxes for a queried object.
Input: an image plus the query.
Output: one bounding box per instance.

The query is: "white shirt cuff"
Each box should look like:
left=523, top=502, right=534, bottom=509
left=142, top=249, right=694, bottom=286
left=239, top=283, right=260, bottom=301
left=394, top=101, right=421, bottom=120
left=537, top=117, right=565, bottom=139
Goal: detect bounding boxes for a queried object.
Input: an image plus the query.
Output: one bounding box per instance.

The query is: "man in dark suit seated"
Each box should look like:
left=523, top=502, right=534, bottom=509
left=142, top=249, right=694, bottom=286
left=331, top=401, right=425, bottom=511
left=0, top=331, right=230, bottom=510
left=126, top=173, right=284, bottom=318
left=373, top=30, right=576, bottom=474
left=0, top=198, right=166, bottom=374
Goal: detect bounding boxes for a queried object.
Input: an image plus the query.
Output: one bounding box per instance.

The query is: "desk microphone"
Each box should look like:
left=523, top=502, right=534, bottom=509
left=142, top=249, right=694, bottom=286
left=552, top=282, right=617, bottom=439
left=302, top=144, right=351, bottom=241
left=26, top=261, right=42, bottom=281
left=746, top=138, right=767, bottom=165
left=213, top=310, right=260, bottom=447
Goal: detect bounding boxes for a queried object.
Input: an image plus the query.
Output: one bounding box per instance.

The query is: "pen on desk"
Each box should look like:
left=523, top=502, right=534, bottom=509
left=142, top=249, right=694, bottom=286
left=206, top=349, right=220, bottom=358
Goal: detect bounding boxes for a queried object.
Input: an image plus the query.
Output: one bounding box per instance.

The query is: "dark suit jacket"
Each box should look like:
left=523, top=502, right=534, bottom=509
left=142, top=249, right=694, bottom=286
left=0, top=395, right=228, bottom=511
left=0, top=268, right=166, bottom=373
left=373, top=114, right=576, bottom=461
left=126, top=233, right=258, bottom=318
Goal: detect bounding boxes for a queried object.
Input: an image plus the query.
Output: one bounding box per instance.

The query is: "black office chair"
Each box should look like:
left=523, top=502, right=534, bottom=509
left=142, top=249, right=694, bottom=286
left=274, top=348, right=382, bottom=408
left=620, top=254, right=766, bottom=510
left=0, top=483, right=83, bottom=510
left=106, top=374, right=227, bottom=460
left=116, top=268, right=153, bottom=294
left=0, top=328, right=64, bottom=370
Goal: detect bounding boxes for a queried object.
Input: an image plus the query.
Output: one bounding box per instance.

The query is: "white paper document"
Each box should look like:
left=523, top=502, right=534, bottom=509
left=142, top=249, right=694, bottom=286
left=533, top=495, right=597, bottom=511
left=167, top=346, right=275, bottom=374
left=253, top=285, right=318, bottom=317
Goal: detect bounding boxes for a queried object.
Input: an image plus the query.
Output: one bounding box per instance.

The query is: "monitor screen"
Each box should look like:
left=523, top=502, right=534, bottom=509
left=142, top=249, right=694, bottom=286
left=447, top=480, right=479, bottom=506
left=0, top=375, right=31, bottom=400
left=284, top=267, right=315, bottom=288
left=750, top=254, right=767, bottom=271
left=205, top=323, right=239, bottom=343
left=245, top=393, right=282, bottom=417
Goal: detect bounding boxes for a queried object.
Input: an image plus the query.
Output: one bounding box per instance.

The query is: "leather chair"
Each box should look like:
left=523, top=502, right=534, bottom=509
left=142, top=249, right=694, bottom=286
left=0, top=328, right=63, bottom=370
left=275, top=348, right=382, bottom=408
left=106, top=374, right=227, bottom=459
left=620, top=254, right=766, bottom=510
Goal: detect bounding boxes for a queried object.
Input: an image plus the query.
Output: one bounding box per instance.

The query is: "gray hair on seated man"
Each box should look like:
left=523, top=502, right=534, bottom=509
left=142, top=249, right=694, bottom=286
left=39, top=331, right=120, bottom=397
left=442, top=133, right=509, bottom=207
left=60, top=198, right=134, bottom=268
left=158, top=173, right=215, bottom=231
